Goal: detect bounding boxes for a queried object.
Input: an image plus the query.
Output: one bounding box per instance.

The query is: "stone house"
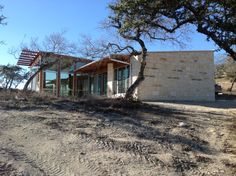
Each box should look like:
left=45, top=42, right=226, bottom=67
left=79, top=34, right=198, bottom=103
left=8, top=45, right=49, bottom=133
left=17, top=50, right=215, bottom=101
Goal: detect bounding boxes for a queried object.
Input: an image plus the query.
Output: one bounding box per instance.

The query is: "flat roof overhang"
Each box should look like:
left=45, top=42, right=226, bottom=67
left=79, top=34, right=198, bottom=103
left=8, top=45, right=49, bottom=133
left=75, top=55, right=130, bottom=74
left=17, top=50, right=93, bottom=72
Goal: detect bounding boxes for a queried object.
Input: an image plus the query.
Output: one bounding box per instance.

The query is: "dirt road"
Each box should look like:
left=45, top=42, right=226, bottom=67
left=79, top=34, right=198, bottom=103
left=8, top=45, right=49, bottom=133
left=0, top=94, right=235, bottom=175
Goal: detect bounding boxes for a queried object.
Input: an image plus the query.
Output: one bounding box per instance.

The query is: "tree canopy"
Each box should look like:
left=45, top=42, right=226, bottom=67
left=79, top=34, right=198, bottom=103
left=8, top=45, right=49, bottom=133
left=121, top=0, right=236, bottom=60
left=0, top=65, right=29, bottom=89
left=9, top=31, right=79, bottom=59
left=0, top=5, right=6, bottom=25
left=107, top=0, right=187, bottom=99
left=26, top=31, right=79, bottom=55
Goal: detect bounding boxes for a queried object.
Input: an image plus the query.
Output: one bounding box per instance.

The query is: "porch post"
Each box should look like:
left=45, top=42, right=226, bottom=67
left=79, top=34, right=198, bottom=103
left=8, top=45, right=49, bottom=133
left=107, top=63, right=114, bottom=98
left=73, top=72, right=78, bottom=96
left=39, top=70, right=44, bottom=93
left=56, top=60, right=61, bottom=97
left=73, top=62, right=77, bottom=96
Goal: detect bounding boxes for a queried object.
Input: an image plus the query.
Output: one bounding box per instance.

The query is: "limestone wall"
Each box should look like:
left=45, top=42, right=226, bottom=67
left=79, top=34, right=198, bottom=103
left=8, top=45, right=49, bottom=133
left=134, top=51, right=215, bottom=101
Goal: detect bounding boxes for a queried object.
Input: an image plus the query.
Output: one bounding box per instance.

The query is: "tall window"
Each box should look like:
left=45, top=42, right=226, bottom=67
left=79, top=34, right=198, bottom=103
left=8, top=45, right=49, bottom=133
left=60, top=72, right=69, bottom=96
left=44, top=71, right=56, bottom=95
left=98, top=73, right=107, bottom=95
left=114, top=66, right=130, bottom=94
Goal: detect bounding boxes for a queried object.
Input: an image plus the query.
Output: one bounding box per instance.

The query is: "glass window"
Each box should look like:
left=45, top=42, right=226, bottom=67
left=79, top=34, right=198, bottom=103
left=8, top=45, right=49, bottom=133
left=113, top=69, right=118, bottom=94
left=114, top=66, right=130, bottom=94
left=90, top=76, right=94, bottom=94
left=44, top=71, right=57, bottom=95
left=60, top=72, right=69, bottom=96
left=97, top=73, right=107, bottom=95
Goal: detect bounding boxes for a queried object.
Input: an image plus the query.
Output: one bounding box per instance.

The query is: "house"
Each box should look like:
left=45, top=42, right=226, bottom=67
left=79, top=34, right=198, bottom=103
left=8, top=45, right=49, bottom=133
left=17, top=50, right=215, bottom=101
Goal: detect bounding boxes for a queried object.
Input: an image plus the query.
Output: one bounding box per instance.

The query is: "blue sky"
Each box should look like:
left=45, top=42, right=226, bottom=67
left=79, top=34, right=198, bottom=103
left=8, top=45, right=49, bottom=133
left=0, top=0, right=225, bottom=66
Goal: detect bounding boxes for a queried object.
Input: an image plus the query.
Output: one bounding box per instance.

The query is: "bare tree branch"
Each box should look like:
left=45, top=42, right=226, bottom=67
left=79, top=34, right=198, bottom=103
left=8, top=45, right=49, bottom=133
left=107, top=43, right=141, bottom=55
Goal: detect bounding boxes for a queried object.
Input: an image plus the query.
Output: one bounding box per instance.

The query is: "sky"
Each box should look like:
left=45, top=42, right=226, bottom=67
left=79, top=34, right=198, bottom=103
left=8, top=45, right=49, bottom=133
left=0, top=0, right=226, bottom=66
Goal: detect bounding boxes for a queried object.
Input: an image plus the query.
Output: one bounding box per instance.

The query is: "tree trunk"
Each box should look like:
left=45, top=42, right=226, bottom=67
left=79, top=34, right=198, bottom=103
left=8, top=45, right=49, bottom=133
left=23, top=61, right=57, bottom=91
left=125, top=40, right=147, bottom=100
left=5, top=78, right=10, bottom=89
left=8, top=78, right=14, bottom=89
left=229, top=77, right=236, bottom=92
left=15, top=83, right=20, bottom=89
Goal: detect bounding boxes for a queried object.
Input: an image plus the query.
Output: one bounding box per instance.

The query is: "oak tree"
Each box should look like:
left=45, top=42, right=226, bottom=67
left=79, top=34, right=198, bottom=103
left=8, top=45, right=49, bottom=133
left=146, top=0, right=236, bottom=60
left=107, top=0, right=186, bottom=99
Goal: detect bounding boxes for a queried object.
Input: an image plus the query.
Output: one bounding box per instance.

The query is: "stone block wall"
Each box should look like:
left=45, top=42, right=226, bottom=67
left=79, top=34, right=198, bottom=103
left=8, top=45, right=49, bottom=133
left=132, top=51, right=215, bottom=101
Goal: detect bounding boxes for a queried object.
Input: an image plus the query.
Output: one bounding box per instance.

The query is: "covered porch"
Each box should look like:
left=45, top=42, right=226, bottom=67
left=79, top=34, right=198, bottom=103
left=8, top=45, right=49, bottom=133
left=17, top=50, right=92, bottom=97
left=75, top=55, right=131, bottom=98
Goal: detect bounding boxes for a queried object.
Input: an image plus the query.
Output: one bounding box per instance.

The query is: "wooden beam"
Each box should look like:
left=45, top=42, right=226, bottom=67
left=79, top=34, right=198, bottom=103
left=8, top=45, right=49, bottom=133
left=20, top=54, right=37, bottom=58
left=18, top=57, right=34, bottom=60
left=17, top=61, right=31, bottom=64
left=29, top=55, right=41, bottom=67
left=22, top=50, right=39, bottom=54
left=72, top=62, right=77, bottom=96
left=39, top=70, right=44, bottom=93
left=73, top=73, right=77, bottom=96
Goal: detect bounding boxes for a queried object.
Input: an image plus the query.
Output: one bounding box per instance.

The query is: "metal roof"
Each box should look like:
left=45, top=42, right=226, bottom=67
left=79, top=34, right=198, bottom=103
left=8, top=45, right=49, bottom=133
left=17, top=50, right=93, bottom=67
left=75, top=54, right=130, bottom=73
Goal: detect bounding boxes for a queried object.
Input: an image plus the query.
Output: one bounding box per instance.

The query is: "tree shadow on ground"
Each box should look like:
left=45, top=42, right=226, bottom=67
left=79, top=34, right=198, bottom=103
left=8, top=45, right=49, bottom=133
left=145, top=96, right=236, bottom=109
left=0, top=94, right=216, bottom=155
left=44, top=99, right=214, bottom=154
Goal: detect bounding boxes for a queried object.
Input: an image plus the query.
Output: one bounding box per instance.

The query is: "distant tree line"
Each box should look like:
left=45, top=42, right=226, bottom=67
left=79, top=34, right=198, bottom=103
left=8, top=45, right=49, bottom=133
left=0, top=65, right=29, bottom=89
left=216, top=57, right=236, bottom=91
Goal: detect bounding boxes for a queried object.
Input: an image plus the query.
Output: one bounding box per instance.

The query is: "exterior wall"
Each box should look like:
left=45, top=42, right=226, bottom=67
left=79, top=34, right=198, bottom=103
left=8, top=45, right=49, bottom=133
left=29, top=51, right=215, bottom=101
left=130, top=56, right=140, bottom=99
left=107, top=63, right=114, bottom=97
left=30, top=76, right=39, bottom=91
left=136, top=51, right=215, bottom=101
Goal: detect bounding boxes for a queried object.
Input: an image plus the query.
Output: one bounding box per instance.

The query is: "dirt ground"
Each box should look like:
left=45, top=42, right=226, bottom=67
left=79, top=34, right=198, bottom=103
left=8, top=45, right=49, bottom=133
left=0, top=91, right=235, bottom=176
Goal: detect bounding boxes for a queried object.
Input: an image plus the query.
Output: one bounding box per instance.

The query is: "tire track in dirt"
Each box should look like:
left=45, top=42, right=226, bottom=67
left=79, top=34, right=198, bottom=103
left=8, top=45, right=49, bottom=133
left=29, top=111, right=170, bottom=174
left=28, top=111, right=167, bottom=173
left=4, top=111, right=109, bottom=176
left=78, top=156, right=109, bottom=176
left=34, top=152, right=66, bottom=176
left=60, top=133, right=109, bottom=176
left=1, top=114, right=86, bottom=176
left=38, top=111, right=169, bottom=171
left=78, top=132, right=166, bottom=168
left=0, top=147, right=47, bottom=175
left=5, top=111, right=189, bottom=174
left=1, top=142, right=70, bottom=176
left=2, top=116, right=71, bottom=176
